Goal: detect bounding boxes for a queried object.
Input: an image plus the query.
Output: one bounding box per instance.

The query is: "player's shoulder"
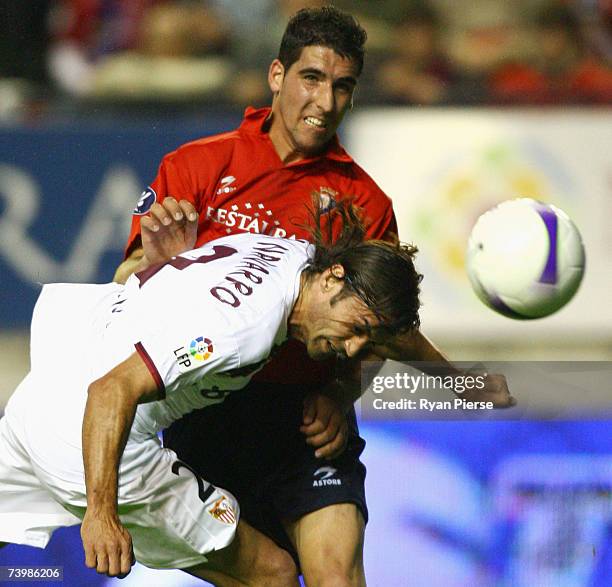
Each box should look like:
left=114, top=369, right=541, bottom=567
left=165, top=129, right=242, bottom=164
left=337, top=157, right=393, bottom=208
left=346, top=158, right=384, bottom=191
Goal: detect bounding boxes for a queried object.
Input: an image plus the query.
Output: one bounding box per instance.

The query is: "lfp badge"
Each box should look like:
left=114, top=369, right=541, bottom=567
left=190, top=336, right=214, bottom=361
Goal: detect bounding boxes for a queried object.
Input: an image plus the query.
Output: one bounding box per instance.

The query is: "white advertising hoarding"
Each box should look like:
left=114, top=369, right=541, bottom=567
left=347, top=109, right=612, bottom=341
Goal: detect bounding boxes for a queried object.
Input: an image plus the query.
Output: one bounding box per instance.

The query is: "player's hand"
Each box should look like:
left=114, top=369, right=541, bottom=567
left=301, top=393, right=349, bottom=460
left=459, top=372, right=516, bottom=408
left=81, top=510, right=135, bottom=578
left=140, top=197, right=198, bottom=265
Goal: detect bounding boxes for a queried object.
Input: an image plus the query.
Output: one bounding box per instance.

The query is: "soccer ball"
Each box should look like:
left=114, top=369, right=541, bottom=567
left=466, top=198, right=585, bottom=319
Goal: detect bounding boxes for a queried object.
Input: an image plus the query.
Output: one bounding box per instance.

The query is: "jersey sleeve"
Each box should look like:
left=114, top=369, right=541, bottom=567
left=124, top=147, right=204, bottom=257
left=133, top=306, right=240, bottom=396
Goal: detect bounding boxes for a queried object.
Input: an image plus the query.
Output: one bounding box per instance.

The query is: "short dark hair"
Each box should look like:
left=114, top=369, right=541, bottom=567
left=305, top=197, right=422, bottom=335
left=278, top=6, right=367, bottom=75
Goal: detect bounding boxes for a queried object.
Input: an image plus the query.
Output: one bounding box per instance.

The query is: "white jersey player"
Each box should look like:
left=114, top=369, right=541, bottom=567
left=0, top=234, right=310, bottom=569
left=0, top=211, right=424, bottom=579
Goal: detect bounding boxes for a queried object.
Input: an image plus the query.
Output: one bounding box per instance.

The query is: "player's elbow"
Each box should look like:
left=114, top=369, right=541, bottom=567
left=87, top=353, right=162, bottom=407
left=85, top=375, right=142, bottom=424
left=87, top=375, right=116, bottom=402
left=113, top=247, right=144, bottom=284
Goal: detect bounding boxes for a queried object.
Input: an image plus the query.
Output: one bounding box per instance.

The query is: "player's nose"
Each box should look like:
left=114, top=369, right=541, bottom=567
left=344, top=334, right=369, bottom=358
left=315, top=82, right=334, bottom=113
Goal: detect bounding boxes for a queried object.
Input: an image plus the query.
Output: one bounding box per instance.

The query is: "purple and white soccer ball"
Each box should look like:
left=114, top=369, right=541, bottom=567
left=466, top=198, right=585, bottom=319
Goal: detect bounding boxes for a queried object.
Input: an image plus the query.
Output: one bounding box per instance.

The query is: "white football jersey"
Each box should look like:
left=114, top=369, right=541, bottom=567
left=6, top=234, right=312, bottom=492
left=124, top=234, right=311, bottom=436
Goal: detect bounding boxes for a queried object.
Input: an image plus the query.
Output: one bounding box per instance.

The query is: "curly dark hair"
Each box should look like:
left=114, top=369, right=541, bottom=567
left=304, top=196, right=422, bottom=335
left=278, top=6, right=367, bottom=75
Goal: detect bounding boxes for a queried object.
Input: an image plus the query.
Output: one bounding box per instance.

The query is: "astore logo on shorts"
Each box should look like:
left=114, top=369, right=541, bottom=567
left=190, top=336, right=214, bottom=361
left=312, top=466, right=342, bottom=487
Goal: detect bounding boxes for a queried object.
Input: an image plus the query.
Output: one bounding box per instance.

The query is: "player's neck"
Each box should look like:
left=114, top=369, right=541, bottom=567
left=269, top=126, right=303, bottom=165
left=287, top=272, right=310, bottom=343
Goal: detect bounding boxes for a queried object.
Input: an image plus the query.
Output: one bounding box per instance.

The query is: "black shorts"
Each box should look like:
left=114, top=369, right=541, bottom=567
left=163, top=381, right=368, bottom=561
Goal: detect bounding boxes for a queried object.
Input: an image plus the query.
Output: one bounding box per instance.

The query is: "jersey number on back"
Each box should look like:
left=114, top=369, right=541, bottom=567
left=136, top=245, right=238, bottom=287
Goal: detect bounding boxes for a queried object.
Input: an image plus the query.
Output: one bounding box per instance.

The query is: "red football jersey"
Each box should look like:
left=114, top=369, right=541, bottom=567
left=126, top=107, right=398, bottom=385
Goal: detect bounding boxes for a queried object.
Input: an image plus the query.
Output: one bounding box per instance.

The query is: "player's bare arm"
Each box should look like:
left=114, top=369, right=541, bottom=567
left=370, top=330, right=516, bottom=407
left=301, top=392, right=349, bottom=459
left=322, top=330, right=514, bottom=408
left=81, top=352, right=161, bottom=577
left=113, top=246, right=144, bottom=284
left=113, top=197, right=198, bottom=284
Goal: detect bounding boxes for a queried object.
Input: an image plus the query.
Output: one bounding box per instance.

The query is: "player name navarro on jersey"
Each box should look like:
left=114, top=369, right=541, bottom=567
left=208, top=239, right=307, bottom=308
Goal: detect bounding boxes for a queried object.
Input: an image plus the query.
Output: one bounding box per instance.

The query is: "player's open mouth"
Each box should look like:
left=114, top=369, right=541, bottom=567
left=304, top=116, right=327, bottom=129
left=327, top=340, right=346, bottom=359
left=327, top=340, right=337, bottom=355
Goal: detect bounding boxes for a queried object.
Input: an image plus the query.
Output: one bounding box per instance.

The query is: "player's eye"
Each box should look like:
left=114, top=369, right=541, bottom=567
left=352, top=320, right=371, bottom=336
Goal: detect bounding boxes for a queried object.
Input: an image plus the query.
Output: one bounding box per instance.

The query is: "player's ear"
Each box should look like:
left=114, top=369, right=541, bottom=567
left=268, top=59, right=285, bottom=94
left=349, top=87, right=356, bottom=111
left=322, top=264, right=346, bottom=292
left=330, top=264, right=346, bottom=280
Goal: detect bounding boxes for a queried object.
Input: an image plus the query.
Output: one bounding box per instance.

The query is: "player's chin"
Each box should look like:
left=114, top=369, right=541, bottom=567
left=306, top=342, right=333, bottom=361
left=298, top=133, right=332, bottom=156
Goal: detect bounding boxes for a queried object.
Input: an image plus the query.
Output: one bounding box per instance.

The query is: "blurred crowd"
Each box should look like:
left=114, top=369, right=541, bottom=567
left=1, top=0, right=611, bottom=120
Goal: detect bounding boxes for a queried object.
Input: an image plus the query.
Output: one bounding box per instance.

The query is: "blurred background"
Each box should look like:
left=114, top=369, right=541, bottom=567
left=0, top=0, right=611, bottom=585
